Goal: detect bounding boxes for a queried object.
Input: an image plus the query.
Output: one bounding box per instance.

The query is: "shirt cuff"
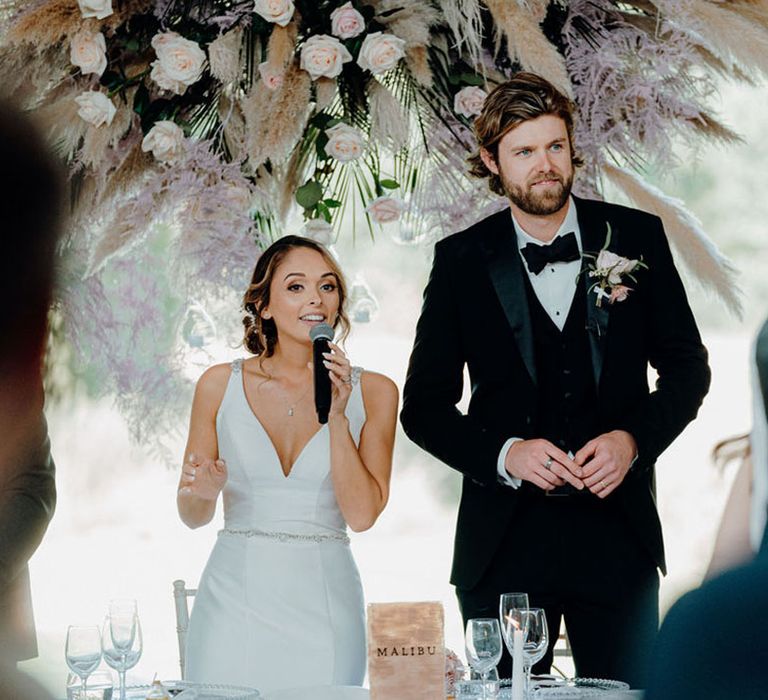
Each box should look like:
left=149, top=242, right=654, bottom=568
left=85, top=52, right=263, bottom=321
left=497, top=438, right=523, bottom=489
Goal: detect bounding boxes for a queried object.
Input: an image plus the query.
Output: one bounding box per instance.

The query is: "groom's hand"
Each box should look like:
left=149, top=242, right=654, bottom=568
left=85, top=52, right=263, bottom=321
left=575, top=430, right=637, bottom=498
left=504, top=439, right=585, bottom=491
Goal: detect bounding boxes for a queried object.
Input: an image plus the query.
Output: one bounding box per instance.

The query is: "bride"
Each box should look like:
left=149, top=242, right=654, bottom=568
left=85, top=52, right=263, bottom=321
left=177, top=235, right=398, bottom=692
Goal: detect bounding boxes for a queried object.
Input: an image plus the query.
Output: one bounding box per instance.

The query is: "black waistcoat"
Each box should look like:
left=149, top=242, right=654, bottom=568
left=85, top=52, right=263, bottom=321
left=523, top=274, right=599, bottom=455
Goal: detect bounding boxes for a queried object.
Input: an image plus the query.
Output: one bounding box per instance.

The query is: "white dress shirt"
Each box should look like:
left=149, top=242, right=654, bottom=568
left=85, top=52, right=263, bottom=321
left=497, top=197, right=583, bottom=487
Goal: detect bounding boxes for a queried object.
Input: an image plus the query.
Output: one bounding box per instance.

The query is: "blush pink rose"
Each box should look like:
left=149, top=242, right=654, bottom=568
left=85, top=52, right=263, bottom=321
left=330, top=2, right=365, bottom=40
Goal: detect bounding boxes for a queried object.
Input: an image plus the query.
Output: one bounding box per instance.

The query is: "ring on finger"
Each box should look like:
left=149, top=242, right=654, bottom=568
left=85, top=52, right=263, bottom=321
left=342, top=376, right=352, bottom=384
left=600, top=479, right=607, bottom=489
left=543, top=456, right=553, bottom=470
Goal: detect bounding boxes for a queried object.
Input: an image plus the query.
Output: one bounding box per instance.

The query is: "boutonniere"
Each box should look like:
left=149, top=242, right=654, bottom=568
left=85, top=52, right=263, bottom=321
left=584, top=223, right=647, bottom=308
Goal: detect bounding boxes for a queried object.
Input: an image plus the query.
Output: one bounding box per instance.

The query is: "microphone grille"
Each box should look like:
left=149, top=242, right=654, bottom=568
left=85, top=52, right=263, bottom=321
left=309, top=323, right=334, bottom=342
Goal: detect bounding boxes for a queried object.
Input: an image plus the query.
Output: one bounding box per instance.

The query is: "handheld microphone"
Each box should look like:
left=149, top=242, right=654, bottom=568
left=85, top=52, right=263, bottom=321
left=309, top=322, right=334, bottom=424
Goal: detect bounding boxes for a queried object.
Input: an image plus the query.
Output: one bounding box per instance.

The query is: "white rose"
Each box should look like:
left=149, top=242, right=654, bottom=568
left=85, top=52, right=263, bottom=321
left=141, top=120, right=185, bottom=162
left=258, top=61, right=284, bottom=90
left=150, top=32, right=206, bottom=94
left=303, top=219, right=334, bottom=245
left=253, top=0, right=295, bottom=27
left=366, top=196, right=404, bottom=224
left=75, top=91, right=116, bottom=127
left=594, top=250, right=639, bottom=285
left=300, top=34, right=352, bottom=80
left=77, top=0, right=113, bottom=20
left=356, top=32, right=406, bottom=75
left=453, top=86, right=487, bottom=118
left=70, top=29, right=107, bottom=76
left=325, top=122, right=366, bottom=162
left=331, top=2, right=365, bottom=40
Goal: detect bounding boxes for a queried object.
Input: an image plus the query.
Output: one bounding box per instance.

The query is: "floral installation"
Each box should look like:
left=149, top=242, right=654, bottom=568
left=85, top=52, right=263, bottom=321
left=586, top=224, right=648, bottom=308
left=444, top=647, right=465, bottom=698
left=0, top=0, right=754, bottom=445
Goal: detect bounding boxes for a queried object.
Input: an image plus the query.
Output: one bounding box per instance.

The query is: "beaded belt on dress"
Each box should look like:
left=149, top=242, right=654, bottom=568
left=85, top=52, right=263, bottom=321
left=219, top=527, right=350, bottom=544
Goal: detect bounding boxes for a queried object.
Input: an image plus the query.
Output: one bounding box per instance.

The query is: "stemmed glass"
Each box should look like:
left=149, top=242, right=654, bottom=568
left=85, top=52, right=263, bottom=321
left=499, top=592, right=529, bottom=678
left=521, top=608, right=549, bottom=694
left=65, top=625, right=102, bottom=699
left=465, top=618, right=503, bottom=699
left=102, top=599, right=143, bottom=700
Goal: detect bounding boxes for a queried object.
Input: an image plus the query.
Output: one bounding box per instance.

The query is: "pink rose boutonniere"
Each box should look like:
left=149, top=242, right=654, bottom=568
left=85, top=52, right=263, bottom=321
left=586, top=223, right=647, bottom=308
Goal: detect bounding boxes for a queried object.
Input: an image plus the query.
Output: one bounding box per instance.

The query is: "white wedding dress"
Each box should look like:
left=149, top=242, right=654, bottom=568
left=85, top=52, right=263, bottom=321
left=185, top=359, right=367, bottom=693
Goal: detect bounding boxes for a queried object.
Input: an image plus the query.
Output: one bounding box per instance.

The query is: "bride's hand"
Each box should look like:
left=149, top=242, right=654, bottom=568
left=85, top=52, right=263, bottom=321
left=178, top=452, right=227, bottom=500
left=323, top=342, right=354, bottom=418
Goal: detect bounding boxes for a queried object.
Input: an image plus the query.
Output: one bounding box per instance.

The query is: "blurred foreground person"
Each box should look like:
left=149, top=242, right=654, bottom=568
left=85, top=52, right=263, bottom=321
left=0, top=97, right=62, bottom=693
left=646, top=318, right=768, bottom=699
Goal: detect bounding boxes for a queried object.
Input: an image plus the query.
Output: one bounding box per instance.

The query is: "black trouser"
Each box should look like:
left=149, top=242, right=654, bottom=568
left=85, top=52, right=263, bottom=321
left=456, top=492, right=659, bottom=689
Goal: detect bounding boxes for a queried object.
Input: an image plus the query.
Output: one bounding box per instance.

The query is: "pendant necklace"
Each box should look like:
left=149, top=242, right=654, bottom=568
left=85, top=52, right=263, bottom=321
left=271, top=375, right=312, bottom=417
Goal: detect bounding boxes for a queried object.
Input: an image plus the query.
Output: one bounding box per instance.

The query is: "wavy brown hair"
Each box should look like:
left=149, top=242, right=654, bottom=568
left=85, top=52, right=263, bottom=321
left=242, top=235, right=350, bottom=357
left=467, top=72, right=584, bottom=197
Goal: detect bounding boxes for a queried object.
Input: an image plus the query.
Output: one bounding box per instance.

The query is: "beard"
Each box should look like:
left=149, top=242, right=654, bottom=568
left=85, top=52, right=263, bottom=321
left=501, top=168, right=573, bottom=216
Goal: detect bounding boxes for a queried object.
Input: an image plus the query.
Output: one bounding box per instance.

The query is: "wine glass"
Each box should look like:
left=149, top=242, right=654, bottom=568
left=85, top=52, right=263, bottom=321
left=521, top=608, right=549, bottom=693
left=65, top=625, right=102, bottom=698
left=499, top=592, right=529, bottom=678
left=102, top=600, right=142, bottom=700
left=465, top=618, right=503, bottom=699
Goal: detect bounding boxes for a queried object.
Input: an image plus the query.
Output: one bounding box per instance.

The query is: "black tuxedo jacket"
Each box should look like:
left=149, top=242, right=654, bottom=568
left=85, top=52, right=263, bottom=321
left=401, top=196, right=711, bottom=589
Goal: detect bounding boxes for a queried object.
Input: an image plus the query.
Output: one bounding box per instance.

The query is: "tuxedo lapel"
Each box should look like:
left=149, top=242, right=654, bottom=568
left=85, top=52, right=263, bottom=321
left=574, top=196, right=611, bottom=389
left=480, top=211, right=537, bottom=385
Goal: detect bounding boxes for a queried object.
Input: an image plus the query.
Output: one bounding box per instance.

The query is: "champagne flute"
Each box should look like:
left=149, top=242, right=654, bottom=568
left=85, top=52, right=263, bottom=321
left=499, top=592, right=529, bottom=678
left=103, top=600, right=142, bottom=700
left=521, top=608, right=549, bottom=693
left=465, top=618, right=503, bottom=699
left=65, top=625, right=102, bottom=698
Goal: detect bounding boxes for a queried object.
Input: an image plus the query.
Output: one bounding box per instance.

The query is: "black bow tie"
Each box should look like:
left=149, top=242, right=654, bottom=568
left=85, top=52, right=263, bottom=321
left=520, top=232, right=580, bottom=275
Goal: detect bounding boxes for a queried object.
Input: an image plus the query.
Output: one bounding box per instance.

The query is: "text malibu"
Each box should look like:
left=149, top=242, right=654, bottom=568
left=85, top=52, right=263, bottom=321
left=376, top=646, right=437, bottom=657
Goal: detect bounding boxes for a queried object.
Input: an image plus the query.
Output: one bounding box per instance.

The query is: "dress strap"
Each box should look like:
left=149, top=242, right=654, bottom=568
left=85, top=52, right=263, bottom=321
left=231, top=358, right=244, bottom=374
left=350, top=366, right=363, bottom=387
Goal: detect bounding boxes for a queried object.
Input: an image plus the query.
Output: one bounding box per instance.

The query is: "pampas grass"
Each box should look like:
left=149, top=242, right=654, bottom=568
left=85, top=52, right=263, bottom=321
left=485, top=0, right=573, bottom=97
left=653, top=0, right=768, bottom=77
left=439, top=0, right=484, bottom=69
left=244, top=61, right=312, bottom=169
left=405, top=45, right=432, bottom=87
left=375, top=0, right=441, bottom=47
left=208, top=27, right=243, bottom=84
left=79, top=101, right=136, bottom=170
left=32, top=80, right=91, bottom=159
left=602, top=162, right=742, bottom=316
left=265, top=23, right=297, bottom=73
left=5, top=0, right=87, bottom=46
left=315, top=77, right=337, bottom=111
left=219, top=93, right=247, bottom=160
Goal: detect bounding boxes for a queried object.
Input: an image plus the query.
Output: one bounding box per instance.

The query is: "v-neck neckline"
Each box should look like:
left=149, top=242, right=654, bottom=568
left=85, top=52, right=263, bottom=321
left=237, top=365, right=325, bottom=479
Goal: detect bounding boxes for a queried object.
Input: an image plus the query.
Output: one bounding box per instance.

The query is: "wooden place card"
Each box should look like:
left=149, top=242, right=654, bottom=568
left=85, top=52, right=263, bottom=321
left=368, top=601, right=445, bottom=700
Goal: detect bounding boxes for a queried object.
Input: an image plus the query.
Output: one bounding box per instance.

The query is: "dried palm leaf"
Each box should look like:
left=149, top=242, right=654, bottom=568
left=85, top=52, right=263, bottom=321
left=369, top=80, right=409, bottom=151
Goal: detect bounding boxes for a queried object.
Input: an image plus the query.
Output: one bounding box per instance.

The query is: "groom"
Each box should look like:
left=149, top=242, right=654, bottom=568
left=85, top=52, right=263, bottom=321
left=400, top=73, right=711, bottom=687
